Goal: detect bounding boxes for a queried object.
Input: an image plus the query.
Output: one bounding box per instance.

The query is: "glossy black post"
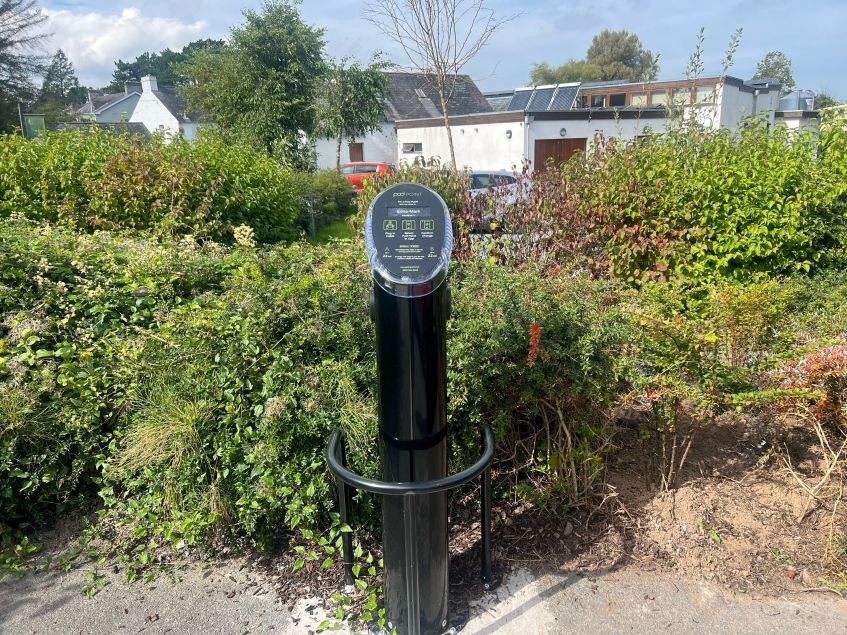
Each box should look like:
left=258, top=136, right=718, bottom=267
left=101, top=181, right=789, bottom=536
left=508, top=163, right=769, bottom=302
left=481, top=464, right=493, bottom=588
left=337, top=436, right=355, bottom=588
left=375, top=281, right=450, bottom=635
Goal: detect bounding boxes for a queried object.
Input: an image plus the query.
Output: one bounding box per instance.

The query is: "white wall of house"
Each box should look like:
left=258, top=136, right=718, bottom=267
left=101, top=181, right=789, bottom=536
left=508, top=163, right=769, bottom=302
left=717, top=83, right=779, bottom=129
left=400, top=120, right=521, bottom=170
left=775, top=113, right=820, bottom=133
left=397, top=116, right=660, bottom=172
left=129, top=76, right=180, bottom=139
left=180, top=122, right=202, bottom=140
left=314, top=123, right=398, bottom=169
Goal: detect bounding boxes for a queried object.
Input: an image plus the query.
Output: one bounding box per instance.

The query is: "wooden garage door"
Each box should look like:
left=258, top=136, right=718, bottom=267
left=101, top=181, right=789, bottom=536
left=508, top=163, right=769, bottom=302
left=534, top=138, right=586, bottom=171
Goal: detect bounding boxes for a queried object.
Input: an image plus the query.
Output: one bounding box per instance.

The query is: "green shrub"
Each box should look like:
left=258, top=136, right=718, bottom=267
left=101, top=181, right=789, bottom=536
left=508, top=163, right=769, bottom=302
left=465, top=114, right=847, bottom=284
left=289, top=169, right=354, bottom=235
left=0, top=129, right=298, bottom=243
left=358, top=160, right=470, bottom=218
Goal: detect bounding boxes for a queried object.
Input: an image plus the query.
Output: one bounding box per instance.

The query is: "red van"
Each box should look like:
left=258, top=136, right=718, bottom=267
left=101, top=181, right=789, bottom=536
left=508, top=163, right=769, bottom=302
left=339, top=162, right=395, bottom=193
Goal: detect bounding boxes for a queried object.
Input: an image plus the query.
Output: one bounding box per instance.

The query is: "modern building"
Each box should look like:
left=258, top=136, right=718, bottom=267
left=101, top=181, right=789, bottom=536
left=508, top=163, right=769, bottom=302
left=397, top=75, right=784, bottom=172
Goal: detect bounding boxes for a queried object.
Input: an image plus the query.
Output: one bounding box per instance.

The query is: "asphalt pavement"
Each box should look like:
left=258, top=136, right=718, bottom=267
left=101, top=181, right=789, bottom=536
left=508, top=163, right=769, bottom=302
left=2, top=561, right=845, bottom=635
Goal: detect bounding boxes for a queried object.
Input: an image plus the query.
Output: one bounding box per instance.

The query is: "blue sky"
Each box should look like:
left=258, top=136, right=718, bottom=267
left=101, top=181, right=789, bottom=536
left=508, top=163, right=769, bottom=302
left=41, top=0, right=846, bottom=99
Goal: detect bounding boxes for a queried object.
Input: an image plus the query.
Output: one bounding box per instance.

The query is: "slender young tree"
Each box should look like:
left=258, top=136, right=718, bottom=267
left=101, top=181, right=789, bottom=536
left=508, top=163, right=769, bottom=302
left=363, top=0, right=520, bottom=170
left=316, top=54, right=391, bottom=169
left=0, top=0, right=50, bottom=132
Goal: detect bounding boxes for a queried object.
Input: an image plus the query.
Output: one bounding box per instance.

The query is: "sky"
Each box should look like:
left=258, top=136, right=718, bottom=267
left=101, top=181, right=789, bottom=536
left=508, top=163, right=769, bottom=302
left=39, top=0, right=847, bottom=99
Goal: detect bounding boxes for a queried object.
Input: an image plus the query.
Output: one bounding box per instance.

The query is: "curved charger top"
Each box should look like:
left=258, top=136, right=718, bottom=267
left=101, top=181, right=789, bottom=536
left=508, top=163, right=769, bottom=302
left=364, top=183, right=453, bottom=298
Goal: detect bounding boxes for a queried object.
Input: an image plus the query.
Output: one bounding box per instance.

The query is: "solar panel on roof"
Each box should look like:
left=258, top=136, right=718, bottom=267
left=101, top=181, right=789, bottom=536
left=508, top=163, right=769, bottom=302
left=527, top=87, right=556, bottom=111
left=507, top=90, right=533, bottom=111
left=549, top=85, right=579, bottom=110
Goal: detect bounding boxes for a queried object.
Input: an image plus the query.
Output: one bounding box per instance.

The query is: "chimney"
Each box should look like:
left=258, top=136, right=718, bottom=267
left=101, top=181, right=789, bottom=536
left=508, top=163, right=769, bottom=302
left=87, top=88, right=103, bottom=102
left=125, top=81, right=142, bottom=95
left=141, top=75, right=158, bottom=92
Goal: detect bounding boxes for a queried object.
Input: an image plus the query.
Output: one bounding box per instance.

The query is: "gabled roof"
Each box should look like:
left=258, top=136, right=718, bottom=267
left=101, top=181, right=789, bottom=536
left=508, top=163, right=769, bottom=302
left=76, top=91, right=139, bottom=115
left=383, top=72, right=492, bottom=121
left=151, top=86, right=198, bottom=123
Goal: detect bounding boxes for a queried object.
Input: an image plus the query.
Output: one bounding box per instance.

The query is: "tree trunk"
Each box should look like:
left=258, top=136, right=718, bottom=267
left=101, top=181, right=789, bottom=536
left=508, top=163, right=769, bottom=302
left=335, top=128, right=343, bottom=170
left=438, top=92, right=457, bottom=171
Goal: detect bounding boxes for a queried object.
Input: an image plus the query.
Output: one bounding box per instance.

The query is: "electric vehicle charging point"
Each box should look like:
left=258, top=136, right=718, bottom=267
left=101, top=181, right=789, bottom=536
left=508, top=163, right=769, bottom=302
left=327, top=183, right=496, bottom=635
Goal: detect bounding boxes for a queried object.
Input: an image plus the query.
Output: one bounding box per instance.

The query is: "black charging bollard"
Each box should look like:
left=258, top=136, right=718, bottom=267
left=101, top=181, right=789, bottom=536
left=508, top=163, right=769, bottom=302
left=328, top=183, right=496, bottom=635
left=369, top=184, right=452, bottom=634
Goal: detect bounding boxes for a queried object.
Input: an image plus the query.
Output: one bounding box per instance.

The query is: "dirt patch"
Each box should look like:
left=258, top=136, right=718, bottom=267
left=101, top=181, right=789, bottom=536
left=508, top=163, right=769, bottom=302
left=257, top=413, right=846, bottom=623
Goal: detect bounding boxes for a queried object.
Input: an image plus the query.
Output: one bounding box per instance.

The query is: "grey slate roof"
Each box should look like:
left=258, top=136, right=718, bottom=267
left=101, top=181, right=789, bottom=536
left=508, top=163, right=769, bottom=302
left=76, top=91, right=137, bottom=115
left=383, top=72, right=492, bottom=121
left=152, top=86, right=198, bottom=123
left=55, top=122, right=152, bottom=139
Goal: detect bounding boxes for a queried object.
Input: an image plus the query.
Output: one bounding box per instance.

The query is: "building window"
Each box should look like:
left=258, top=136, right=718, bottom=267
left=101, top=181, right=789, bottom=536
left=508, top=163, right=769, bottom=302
left=402, top=142, right=423, bottom=153
left=575, top=95, right=588, bottom=108
left=591, top=94, right=606, bottom=108
left=650, top=90, right=668, bottom=106
left=630, top=91, right=647, bottom=107
left=695, top=86, right=715, bottom=104
left=609, top=93, right=626, bottom=107
left=672, top=88, right=691, bottom=105
left=636, top=134, right=652, bottom=147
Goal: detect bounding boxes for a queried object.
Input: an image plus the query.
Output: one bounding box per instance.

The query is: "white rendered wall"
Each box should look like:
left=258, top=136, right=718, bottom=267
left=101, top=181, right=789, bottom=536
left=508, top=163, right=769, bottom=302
left=398, top=117, right=664, bottom=173
left=180, top=122, right=202, bottom=141
left=129, top=91, right=180, bottom=139
left=774, top=115, right=820, bottom=133
left=398, top=120, right=524, bottom=170
left=314, top=123, right=398, bottom=169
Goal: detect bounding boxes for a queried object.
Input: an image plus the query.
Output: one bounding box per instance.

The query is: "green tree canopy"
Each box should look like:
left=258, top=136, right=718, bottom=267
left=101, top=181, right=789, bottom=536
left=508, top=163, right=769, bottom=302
left=315, top=54, right=390, bottom=169
left=530, top=29, right=658, bottom=85
left=40, top=48, right=85, bottom=104
left=106, top=39, right=224, bottom=92
left=812, top=88, right=839, bottom=109
left=0, top=0, right=49, bottom=133
left=752, top=50, right=795, bottom=94
left=180, top=1, right=325, bottom=169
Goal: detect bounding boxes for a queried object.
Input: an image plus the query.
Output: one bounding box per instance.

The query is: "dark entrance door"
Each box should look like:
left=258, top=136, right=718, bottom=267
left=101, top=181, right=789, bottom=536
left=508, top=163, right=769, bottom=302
left=533, top=138, right=586, bottom=171
left=349, top=142, right=364, bottom=162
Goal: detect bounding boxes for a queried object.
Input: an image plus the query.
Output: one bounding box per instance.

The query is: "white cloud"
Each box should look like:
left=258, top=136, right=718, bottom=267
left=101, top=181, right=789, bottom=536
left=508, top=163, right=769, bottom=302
left=44, top=7, right=210, bottom=88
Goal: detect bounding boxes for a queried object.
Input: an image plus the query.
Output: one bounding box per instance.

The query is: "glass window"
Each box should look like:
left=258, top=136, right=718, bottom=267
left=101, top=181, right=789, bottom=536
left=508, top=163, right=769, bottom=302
left=630, top=91, right=647, bottom=107
left=609, top=93, right=626, bottom=107
left=358, top=165, right=378, bottom=173
left=472, top=174, right=489, bottom=189
left=672, top=88, right=691, bottom=105
left=695, top=86, right=715, bottom=103
left=402, top=142, right=422, bottom=153
left=591, top=94, right=606, bottom=108
left=650, top=90, right=668, bottom=106
left=575, top=95, right=588, bottom=108
left=340, top=166, right=356, bottom=174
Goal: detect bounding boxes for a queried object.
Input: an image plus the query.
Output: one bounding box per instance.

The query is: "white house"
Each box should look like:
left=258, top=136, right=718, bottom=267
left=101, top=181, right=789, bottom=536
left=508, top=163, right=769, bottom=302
left=129, top=75, right=203, bottom=140
left=397, top=75, right=784, bottom=172
left=75, top=75, right=203, bottom=141
left=313, top=72, right=493, bottom=169
left=76, top=83, right=141, bottom=123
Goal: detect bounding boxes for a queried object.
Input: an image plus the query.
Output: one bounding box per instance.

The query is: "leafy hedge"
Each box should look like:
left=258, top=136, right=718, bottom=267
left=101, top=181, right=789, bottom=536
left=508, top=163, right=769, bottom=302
left=289, top=169, right=355, bottom=235
left=0, top=129, right=298, bottom=243
left=0, top=215, right=628, bottom=547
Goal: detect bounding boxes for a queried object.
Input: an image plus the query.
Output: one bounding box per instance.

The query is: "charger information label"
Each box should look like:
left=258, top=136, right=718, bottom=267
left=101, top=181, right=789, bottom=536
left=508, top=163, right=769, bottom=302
left=369, top=186, right=448, bottom=280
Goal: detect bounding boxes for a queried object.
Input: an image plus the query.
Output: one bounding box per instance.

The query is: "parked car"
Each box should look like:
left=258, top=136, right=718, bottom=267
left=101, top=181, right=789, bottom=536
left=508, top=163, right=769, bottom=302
left=468, top=170, right=530, bottom=232
left=339, top=162, right=396, bottom=193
